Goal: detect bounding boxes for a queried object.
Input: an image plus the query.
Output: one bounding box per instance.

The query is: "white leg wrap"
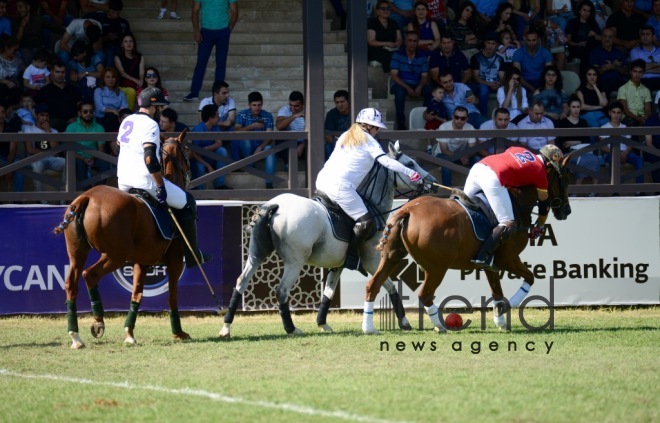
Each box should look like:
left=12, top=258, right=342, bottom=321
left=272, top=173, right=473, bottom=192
left=424, top=304, right=443, bottom=329
left=509, top=282, right=532, bottom=308
left=323, top=286, right=335, bottom=298
left=362, top=301, right=377, bottom=334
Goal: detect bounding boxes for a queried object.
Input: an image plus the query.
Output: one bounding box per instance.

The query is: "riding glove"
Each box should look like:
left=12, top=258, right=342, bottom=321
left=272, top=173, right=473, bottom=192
left=529, top=225, right=545, bottom=240
left=409, top=171, right=422, bottom=183
left=155, top=185, right=167, bottom=205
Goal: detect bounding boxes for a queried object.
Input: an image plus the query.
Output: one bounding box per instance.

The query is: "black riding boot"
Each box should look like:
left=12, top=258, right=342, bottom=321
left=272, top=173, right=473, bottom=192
left=173, top=193, right=213, bottom=268
left=344, top=213, right=376, bottom=277
left=471, top=223, right=513, bottom=272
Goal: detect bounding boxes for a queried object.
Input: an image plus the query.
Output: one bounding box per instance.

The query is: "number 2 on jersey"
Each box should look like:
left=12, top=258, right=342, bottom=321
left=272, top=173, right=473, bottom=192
left=119, top=121, right=134, bottom=143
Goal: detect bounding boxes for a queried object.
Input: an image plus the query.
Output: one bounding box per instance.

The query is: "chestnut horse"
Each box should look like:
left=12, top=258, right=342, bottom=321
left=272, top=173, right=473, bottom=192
left=53, top=130, right=191, bottom=348
left=362, top=156, right=572, bottom=333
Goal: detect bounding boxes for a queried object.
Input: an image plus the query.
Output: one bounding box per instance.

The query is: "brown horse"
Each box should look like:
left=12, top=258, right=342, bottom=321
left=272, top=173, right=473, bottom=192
left=53, top=130, right=192, bottom=349
left=362, top=156, right=572, bottom=333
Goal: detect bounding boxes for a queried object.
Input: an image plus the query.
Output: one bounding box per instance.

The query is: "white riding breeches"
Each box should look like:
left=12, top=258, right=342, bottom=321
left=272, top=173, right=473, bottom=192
left=316, top=179, right=366, bottom=220
left=119, top=178, right=187, bottom=209
left=463, top=163, right=514, bottom=224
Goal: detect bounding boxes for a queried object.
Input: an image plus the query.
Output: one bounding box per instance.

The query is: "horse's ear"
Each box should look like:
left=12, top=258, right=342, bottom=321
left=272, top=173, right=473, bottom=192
left=388, top=140, right=400, bottom=156
left=177, top=128, right=188, bottom=143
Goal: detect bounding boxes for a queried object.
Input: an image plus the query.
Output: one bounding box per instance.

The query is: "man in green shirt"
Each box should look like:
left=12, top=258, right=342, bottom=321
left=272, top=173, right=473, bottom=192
left=65, top=100, right=109, bottom=190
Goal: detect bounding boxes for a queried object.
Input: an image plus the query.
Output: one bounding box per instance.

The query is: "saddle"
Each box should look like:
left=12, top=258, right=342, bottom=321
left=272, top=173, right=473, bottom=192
left=128, top=188, right=175, bottom=240
left=451, top=188, right=530, bottom=241
left=313, top=191, right=354, bottom=243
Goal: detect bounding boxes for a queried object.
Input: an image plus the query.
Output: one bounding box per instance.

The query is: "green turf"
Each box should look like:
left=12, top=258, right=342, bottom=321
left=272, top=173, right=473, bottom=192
left=0, top=308, right=658, bottom=423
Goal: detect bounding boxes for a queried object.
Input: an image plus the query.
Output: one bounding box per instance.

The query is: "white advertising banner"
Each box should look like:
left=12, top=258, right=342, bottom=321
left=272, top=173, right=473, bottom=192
left=339, top=196, right=660, bottom=308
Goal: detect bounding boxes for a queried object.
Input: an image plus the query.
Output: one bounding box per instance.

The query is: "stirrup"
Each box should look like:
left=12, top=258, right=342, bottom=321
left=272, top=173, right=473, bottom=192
left=471, top=256, right=498, bottom=272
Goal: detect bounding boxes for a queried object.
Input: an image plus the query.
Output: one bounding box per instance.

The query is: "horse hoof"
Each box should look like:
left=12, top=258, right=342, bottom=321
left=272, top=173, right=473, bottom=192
left=288, top=327, right=303, bottom=336
left=173, top=332, right=191, bottom=341
left=363, top=328, right=379, bottom=335
left=318, top=324, right=333, bottom=333
left=398, top=318, right=412, bottom=331
left=219, top=323, right=231, bottom=338
left=433, top=325, right=447, bottom=334
left=124, top=336, right=137, bottom=345
left=493, top=314, right=506, bottom=328
left=90, top=322, right=105, bottom=338
left=69, top=332, right=85, bottom=349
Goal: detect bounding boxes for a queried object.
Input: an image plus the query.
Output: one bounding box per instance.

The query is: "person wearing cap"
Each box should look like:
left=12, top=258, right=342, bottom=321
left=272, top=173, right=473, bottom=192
left=117, top=87, right=211, bottom=268
left=463, top=144, right=563, bottom=271
left=470, top=31, right=505, bottom=116
left=315, top=107, right=422, bottom=273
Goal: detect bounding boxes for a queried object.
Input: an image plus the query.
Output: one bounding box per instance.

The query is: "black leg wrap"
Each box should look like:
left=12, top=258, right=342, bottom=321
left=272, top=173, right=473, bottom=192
left=224, top=289, right=242, bottom=324
left=389, top=291, right=406, bottom=320
left=316, top=295, right=332, bottom=326
left=278, top=302, right=296, bottom=334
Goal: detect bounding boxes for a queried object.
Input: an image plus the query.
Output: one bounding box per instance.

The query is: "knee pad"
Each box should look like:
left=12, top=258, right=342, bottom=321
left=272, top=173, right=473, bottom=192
left=353, top=214, right=376, bottom=240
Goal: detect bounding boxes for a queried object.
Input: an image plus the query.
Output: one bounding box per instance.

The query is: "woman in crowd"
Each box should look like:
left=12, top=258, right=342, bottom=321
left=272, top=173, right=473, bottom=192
left=367, top=0, right=402, bottom=73
left=407, top=2, right=441, bottom=53
left=532, top=65, right=568, bottom=122
left=497, top=67, right=529, bottom=122
left=566, top=0, right=600, bottom=70
left=136, top=66, right=169, bottom=101
left=487, top=3, right=519, bottom=42
left=113, top=33, right=144, bottom=110
left=576, top=65, right=609, bottom=127
left=556, top=94, right=602, bottom=187
left=94, top=66, right=128, bottom=133
left=449, top=1, right=481, bottom=56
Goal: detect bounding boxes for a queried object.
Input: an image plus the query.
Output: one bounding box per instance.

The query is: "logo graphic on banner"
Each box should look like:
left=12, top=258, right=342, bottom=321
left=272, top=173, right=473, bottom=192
left=112, top=263, right=177, bottom=297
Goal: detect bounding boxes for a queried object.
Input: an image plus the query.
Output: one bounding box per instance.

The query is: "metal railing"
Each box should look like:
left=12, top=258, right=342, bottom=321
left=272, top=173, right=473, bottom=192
left=1, top=126, right=659, bottom=203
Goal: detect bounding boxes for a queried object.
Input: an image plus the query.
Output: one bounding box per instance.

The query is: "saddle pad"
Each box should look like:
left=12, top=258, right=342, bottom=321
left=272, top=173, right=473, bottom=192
left=313, top=197, right=353, bottom=243
left=131, top=193, right=174, bottom=240
left=454, top=198, right=493, bottom=241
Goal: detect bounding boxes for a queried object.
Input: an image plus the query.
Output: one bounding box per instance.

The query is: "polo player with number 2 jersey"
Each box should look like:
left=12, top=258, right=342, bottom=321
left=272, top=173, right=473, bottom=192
left=463, top=144, right=564, bottom=271
left=116, top=87, right=211, bottom=268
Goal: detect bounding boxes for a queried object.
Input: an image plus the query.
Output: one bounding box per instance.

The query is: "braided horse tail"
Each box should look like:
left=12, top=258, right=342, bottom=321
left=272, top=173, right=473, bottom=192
left=53, top=195, right=90, bottom=235
left=376, top=207, right=410, bottom=253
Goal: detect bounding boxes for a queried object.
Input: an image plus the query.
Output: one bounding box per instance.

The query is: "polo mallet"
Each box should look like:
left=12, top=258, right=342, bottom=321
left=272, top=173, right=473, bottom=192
left=430, top=181, right=454, bottom=191
left=167, top=208, right=227, bottom=316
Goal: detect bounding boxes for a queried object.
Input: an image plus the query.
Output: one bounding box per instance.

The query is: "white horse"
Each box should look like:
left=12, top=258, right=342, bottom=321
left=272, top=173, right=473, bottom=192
left=220, top=141, right=436, bottom=337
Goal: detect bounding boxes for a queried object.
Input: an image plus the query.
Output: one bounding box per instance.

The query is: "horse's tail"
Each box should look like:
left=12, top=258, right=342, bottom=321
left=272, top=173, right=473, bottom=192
left=247, top=203, right=279, bottom=261
left=377, top=208, right=410, bottom=252
left=53, top=195, right=89, bottom=235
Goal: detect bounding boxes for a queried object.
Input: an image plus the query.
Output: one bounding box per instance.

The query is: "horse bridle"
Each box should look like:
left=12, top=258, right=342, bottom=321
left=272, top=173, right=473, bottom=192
left=161, top=139, right=192, bottom=188
left=548, top=166, right=566, bottom=212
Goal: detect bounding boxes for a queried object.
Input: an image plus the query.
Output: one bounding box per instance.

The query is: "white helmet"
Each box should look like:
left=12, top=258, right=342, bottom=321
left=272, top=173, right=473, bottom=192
left=356, top=108, right=387, bottom=129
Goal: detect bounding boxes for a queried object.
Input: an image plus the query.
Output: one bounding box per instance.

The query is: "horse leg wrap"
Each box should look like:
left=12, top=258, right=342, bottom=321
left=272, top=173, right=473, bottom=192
left=509, top=282, right=531, bottom=308
left=66, top=300, right=79, bottom=333
left=124, top=301, right=140, bottom=329
left=170, top=309, right=182, bottom=334
left=88, top=286, right=104, bottom=319
left=224, top=289, right=242, bottom=324
left=278, top=302, right=296, bottom=334
left=316, top=295, right=331, bottom=326
left=424, top=304, right=442, bottom=328
left=389, top=291, right=405, bottom=320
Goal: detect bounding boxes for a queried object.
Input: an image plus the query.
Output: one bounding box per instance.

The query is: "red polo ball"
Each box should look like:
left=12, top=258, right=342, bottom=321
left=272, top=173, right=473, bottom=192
left=445, top=313, right=463, bottom=329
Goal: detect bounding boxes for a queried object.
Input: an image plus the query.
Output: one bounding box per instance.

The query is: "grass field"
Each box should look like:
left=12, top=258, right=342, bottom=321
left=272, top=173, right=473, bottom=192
left=0, top=308, right=658, bottom=423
